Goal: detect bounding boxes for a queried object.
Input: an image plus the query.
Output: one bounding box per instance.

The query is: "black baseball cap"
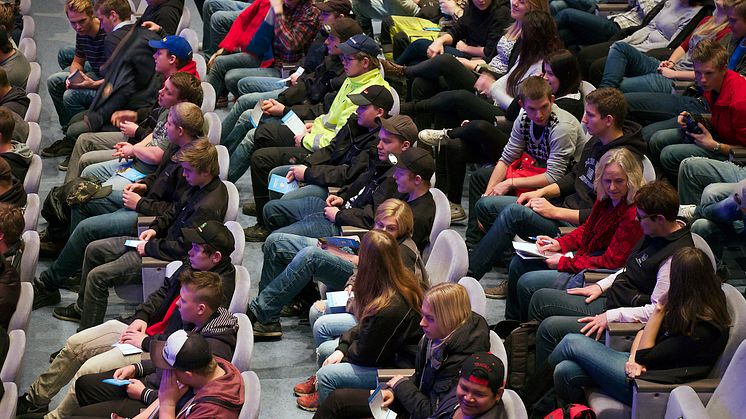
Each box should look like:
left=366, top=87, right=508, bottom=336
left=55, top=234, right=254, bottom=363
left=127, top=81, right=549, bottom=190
left=338, top=34, right=381, bottom=56
left=379, top=114, right=418, bottom=143
left=325, top=16, right=363, bottom=42
left=459, top=352, right=505, bottom=393
left=391, top=147, right=435, bottom=180
left=181, top=220, right=234, bottom=256
left=150, top=330, right=214, bottom=371
left=348, top=85, right=394, bottom=112
left=316, top=0, right=352, bottom=14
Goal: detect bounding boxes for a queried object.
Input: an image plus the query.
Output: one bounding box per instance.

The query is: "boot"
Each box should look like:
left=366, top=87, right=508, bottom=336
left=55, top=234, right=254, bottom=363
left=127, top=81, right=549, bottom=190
left=381, top=59, right=406, bottom=79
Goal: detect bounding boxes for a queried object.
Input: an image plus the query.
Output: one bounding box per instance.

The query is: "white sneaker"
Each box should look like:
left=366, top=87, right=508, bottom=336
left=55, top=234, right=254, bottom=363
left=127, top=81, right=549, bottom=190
left=678, top=204, right=697, bottom=222
left=418, top=129, right=449, bottom=147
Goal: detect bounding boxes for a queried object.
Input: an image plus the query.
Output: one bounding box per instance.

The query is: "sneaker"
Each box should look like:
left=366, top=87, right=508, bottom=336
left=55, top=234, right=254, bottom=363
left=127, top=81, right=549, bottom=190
left=253, top=320, right=283, bottom=338
left=49, top=348, right=62, bottom=363
left=484, top=281, right=508, bottom=300
left=242, top=202, right=257, bottom=217
left=32, top=280, right=61, bottom=310
left=16, top=393, right=49, bottom=418
left=296, top=392, right=319, bottom=412
left=39, top=238, right=65, bottom=258
left=418, top=129, right=450, bottom=148
left=244, top=224, right=270, bottom=242
left=53, top=303, right=82, bottom=322
left=678, top=204, right=697, bottom=223
left=58, top=155, right=71, bottom=171
left=450, top=202, right=466, bottom=222
left=61, top=274, right=81, bottom=293
left=293, top=375, right=317, bottom=396
left=41, top=139, right=74, bottom=158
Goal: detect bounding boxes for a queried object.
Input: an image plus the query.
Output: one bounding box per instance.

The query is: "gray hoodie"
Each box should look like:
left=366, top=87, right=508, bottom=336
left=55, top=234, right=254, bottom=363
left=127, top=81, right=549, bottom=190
left=1, top=140, right=31, bottom=180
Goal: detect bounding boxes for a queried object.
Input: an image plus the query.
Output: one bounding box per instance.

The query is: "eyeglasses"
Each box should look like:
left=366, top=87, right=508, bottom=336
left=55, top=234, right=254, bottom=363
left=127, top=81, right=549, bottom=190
left=341, top=56, right=360, bottom=64
left=636, top=212, right=660, bottom=221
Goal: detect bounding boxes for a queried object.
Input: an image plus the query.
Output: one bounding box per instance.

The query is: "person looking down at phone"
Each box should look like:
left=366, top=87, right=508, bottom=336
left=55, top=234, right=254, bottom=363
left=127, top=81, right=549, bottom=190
left=647, top=38, right=746, bottom=185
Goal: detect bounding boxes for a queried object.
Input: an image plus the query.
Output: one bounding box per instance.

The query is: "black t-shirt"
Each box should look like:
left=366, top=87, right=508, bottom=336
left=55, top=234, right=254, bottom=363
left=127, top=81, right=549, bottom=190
left=408, top=192, right=436, bottom=253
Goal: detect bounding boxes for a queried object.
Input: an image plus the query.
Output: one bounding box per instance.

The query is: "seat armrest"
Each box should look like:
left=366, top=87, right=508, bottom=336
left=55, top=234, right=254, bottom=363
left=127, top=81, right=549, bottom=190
left=558, top=226, right=576, bottom=235
left=730, top=145, right=746, bottom=165
left=583, top=272, right=609, bottom=283
left=634, top=377, right=719, bottom=394
left=378, top=369, right=415, bottom=381
left=597, top=3, right=628, bottom=12
left=328, top=186, right=341, bottom=195
left=607, top=322, right=644, bottom=336
left=341, top=226, right=369, bottom=236
left=141, top=257, right=169, bottom=268
left=138, top=216, right=156, bottom=226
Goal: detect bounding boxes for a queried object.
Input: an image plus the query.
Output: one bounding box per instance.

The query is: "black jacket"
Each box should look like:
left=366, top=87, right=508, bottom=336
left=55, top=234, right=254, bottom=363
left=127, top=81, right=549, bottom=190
left=448, top=0, right=511, bottom=62
left=302, top=116, right=380, bottom=187
left=136, top=142, right=191, bottom=216
left=278, top=54, right=346, bottom=121
left=144, top=176, right=228, bottom=260
left=0, top=256, right=18, bottom=330
left=337, top=293, right=423, bottom=368
left=140, top=0, right=185, bottom=36
left=0, top=178, right=25, bottom=207
left=0, top=86, right=28, bottom=118
left=554, top=120, right=646, bottom=223
left=394, top=313, right=491, bottom=419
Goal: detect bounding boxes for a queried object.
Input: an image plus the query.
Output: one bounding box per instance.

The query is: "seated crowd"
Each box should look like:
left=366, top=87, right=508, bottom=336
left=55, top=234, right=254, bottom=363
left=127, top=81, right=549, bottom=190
left=1, top=0, right=745, bottom=417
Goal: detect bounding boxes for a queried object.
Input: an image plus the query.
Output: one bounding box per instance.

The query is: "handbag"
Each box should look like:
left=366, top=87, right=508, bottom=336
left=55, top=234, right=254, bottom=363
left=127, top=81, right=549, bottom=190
left=505, top=152, right=547, bottom=195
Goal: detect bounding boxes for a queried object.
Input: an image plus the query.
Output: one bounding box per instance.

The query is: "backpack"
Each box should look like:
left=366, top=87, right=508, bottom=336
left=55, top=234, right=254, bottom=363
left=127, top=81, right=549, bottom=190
left=502, top=320, right=539, bottom=391
left=544, top=404, right=596, bottom=419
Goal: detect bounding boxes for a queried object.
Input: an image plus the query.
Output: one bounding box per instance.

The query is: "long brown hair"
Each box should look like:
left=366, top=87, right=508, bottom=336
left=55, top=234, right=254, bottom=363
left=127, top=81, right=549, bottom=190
left=353, top=230, right=424, bottom=322
left=665, top=247, right=731, bottom=336
left=507, top=11, right=563, bottom=97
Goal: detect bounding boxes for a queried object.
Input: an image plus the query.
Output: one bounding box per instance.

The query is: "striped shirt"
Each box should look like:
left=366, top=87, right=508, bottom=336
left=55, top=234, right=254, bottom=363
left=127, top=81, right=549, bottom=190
left=74, top=25, right=107, bottom=75
left=609, top=0, right=661, bottom=30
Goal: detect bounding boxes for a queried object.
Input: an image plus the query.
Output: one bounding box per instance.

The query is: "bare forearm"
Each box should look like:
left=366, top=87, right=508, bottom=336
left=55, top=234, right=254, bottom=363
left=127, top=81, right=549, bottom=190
left=133, top=146, right=165, bottom=165
left=461, top=45, right=485, bottom=58
left=511, top=174, right=550, bottom=191
left=629, top=330, right=644, bottom=362
left=486, top=162, right=508, bottom=191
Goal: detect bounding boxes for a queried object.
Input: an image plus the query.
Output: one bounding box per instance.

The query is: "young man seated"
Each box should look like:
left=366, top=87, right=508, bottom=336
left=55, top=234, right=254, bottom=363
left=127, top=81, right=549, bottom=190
left=528, top=182, right=693, bottom=367
left=246, top=85, right=394, bottom=238
left=0, top=202, right=23, bottom=329
left=0, top=67, right=29, bottom=119
left=35, top=139, right=228, bottom=327
left=0, top=106, right=30, bottom=181
left=18, top=224, right=238, bottom=419
left=0, top=156, right=24, bottom=207
left=466, top=88, right=646, bottom=297
left=0, top=25, right=28, bottom=89
left=35, top=103, right=205, bottom=303
left=439, top=352, right=508, bottom=418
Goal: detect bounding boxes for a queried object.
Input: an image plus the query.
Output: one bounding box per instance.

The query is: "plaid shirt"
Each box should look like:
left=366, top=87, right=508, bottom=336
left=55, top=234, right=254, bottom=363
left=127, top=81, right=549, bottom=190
left=610, top=0, right=661, bottom=30
left=273, top=1, right=320, bottom=66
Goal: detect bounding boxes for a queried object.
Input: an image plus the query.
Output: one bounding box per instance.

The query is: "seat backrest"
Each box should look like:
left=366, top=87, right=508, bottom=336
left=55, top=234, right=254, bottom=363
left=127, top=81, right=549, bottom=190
left=128, top=0, right=137, bottom=13
left=230, top=265, right=251, bottom=315
left=23, top=193, right=39, bottom=232
left=580, top=80, right=596, bottom=96
left=225, top=221, right=245, bottom=265
left=0, top=382, right=17, bottom=419
left=8, top=282, right=32, bottom=332
left=705, top=339, right=746, bottom=418
left=0, top=329, right=25, bottom=383
left=201, top=81, right=217, bottom=113
left=20, top=15, right=34, bottom=40
left=165, top=260, right=183, bottom=278
left=18, top=38, right=36, bottom=62
left=19, top=0, right=30, bottom=15
left=709, top=284, right=746, bottom=378
left=642, top=155, right=655, bottom=183
left=490, top=330, right=509, bottom=382
left=25, top=62, right=40, bottom=94
left=458, top=276, right=486, bottom=317
left=239, top=371, right=261, bottom=419
left=205, top=111, right=221, bottom=145
left=423, top=188, right=451, bottom=261
left=390, top=86, right=400, bottom=116
left=179, top=28, right=199, bottom=54
left=223, top=180, right=239, bottom=222
left=19, top=230, right=38, bottom=284
left=692, top=233, right=717, bottom=272
left=194, top=54, right=207, bottom=80
left=176, top=6, right=191, bottom=35
left=26, top=121, right=40, bottom=154
left=502, top=389, right=529, bottom=419
left=23, top=154, right=42, bottom=194
left=217, top=144, right=229, bottom=181
left=424, top=230, right=468, bottom=285
left=232, top=313, right=254, bottom=372
left=136, top=0, right=148, bottom=15
left=25, top=93, right=41, bottom=123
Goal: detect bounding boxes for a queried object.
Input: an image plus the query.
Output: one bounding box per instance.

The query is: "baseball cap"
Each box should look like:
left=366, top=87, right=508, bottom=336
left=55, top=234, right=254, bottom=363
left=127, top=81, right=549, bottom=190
left=317, top=0, right=352, bottom=14
left=390, top=147, right=435, bottom=180
left=379, top=114, right=418, bottom=143
left=338, top=34, right=381, bottom=56
left=325, top=16, right=363, bottom=42
left=151, top=330, right=214, bottom=371
left=181, top=220, right=234, bottom=256
left=459, top=352, right=505, bottom=394
left=348, top=85, right=394, bottom=112
left=735, top=180, right=746, bottom=211
left=149, top=35, right=193, bottom=61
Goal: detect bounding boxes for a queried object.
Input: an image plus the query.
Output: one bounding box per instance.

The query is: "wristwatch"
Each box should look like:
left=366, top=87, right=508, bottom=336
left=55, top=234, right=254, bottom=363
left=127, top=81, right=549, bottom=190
left=713, top=142, right=721, bottom=153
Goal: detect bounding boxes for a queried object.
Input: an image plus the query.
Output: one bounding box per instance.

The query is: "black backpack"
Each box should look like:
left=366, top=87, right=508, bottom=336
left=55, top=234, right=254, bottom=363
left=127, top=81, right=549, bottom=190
left=500, top=320, right=540, bottom=391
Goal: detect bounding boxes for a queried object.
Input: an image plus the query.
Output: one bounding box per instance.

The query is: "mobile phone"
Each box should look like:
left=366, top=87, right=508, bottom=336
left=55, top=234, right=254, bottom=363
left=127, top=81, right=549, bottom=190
left=683, top=113, right=703, bottom=134
left=68, top=69, right=84, bottom=85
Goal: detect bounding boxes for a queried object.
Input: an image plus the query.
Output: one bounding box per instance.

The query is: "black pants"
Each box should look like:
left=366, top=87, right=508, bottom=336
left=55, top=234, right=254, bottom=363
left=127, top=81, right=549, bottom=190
left=466, top=166, right=493, bottom=247
left=250, top=146, right=311, bottom=225
left=73, top=369, right=147, bottom=418
left=440, top=120, right=507, bottom=203
left=314, top=388, right=408, bottom=419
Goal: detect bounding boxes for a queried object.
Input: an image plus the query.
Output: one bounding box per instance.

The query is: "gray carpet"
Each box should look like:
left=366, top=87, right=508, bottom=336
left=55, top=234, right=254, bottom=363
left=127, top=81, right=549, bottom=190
left=22, top=1, right=507, bottom=418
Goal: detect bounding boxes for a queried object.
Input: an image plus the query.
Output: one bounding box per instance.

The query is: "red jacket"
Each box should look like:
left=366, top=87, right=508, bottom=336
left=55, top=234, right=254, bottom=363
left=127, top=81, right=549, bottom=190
left=219, top=0, right=272, bottom=53
left=177, top=60, right=200, bottom=80
left=706, top=70, right=746, bottom=146
left=176, top=357, right=244, bottom=419
left=557, top=199, right=643, bottom=273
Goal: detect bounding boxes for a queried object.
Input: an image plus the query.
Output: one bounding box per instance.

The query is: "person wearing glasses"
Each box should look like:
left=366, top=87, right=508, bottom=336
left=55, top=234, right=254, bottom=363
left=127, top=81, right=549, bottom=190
left=525, top=181, right=695, bottom=370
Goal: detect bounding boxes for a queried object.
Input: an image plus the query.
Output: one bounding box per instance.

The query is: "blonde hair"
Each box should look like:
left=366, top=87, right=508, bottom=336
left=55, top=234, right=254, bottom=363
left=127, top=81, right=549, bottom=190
left=65, top=0, right=94, bottom=16
left=374, top=199, right=414, bottom=239
left=178, top=138, right=219, bottom=177
left=594, top=148, right=645, bottom=204
left=424, top=283, right=472, bottom=336
left=170, top=102, right=204, bottom=138
left=505, top=0, right=550, bottom=34
left=354, top=230, right=424, bottom=322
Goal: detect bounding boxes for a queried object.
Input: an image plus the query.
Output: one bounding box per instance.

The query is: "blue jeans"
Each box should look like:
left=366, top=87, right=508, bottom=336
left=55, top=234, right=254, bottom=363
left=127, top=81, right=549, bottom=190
left=69, top=190, right=125, bottom=233
left=315, top=339, right=379, bottom=403
left=225, top=67, right=282, bottom=98
left=649, top=128, right=724, bottom=184
left=221, top=91, right=283, bottom=146
left=312, top=310, right=358, bottom=346
left=80, top=160, right=153, bottom=191
left=39, top=209, right=137, bottom=290
left=691, top=182, right=744, bottom=259
left=263, top=196, right=342, bottom=237
left=550, top=0, right=597, bottom=15
left=202, top=0, right=249, bottom=55
left=625, top=92, right=708, bottom=125
left=508, top=254, right=571, bottom=321
left=556, top=9, right=619, bottom=48
left=208, top=52, right=261, bottom=97
left=48, top=70, right=99, bottom=130
left=600, top=42, right=673, bottom=93
left=395, top=39, right=469, bottom=66
left=468, top=196, right=568, bottom=280
left=268, top=165, right=329, bottom=201
left=250, top=233, right=354, bottom=323
left=678, top=157, right=746, bottom=204
left=549, top=333, right=632, bottom=405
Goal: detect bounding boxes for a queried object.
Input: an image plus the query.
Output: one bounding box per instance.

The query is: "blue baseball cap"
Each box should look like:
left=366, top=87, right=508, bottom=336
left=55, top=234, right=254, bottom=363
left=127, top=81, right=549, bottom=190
left=337, top=34, right=381, bottom=56
left=148, top=35, right=193, bottom=61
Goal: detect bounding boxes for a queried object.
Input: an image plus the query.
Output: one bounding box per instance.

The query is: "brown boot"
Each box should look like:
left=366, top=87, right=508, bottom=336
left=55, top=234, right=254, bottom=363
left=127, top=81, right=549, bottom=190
left=381, top=59, right=406, bottom=79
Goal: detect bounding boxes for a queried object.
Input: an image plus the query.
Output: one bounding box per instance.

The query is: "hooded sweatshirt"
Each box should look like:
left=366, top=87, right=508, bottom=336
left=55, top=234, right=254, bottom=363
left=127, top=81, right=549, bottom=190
left=1, top=140, right=31, bottom=181
left=0, top=177, right=25, bottom=206
left=0, top=86, right=29, bottom=117
left=0, top=256, right=19, bottom=330
left=554, top=120, right=646, bottom=223
left=175, top=358, right=244, bottom=419
left=301, top=69, right=389, bottom=152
